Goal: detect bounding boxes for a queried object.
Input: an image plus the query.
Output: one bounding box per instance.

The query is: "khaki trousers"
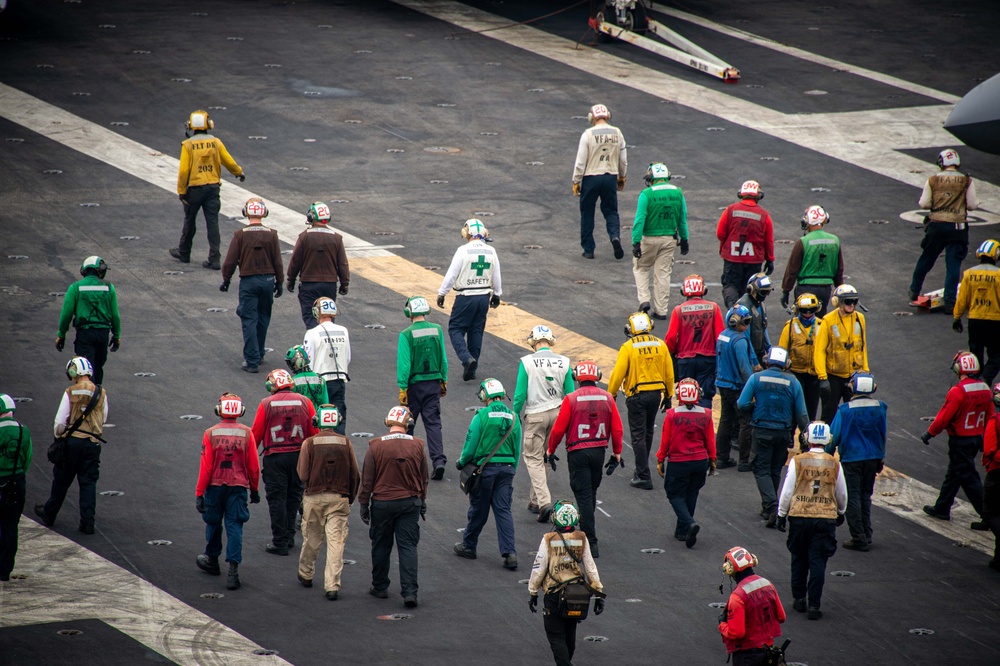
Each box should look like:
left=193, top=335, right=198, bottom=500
left=298, top=493, right=350, bottom=592
left=522, top=407, right=558, bottom=508
left=632, top=235, right=677, bottom=317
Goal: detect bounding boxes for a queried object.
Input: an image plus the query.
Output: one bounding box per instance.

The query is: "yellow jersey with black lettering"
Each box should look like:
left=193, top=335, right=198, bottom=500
left=954, top=264, right=1000, bottom=322
left=607, top=334, right=674, bottom=398
left=177, top=133, right=243, bottom=194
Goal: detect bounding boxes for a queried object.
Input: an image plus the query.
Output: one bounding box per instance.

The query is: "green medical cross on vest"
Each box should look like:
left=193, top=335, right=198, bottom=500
left=471, top=255, right=491, bottom=276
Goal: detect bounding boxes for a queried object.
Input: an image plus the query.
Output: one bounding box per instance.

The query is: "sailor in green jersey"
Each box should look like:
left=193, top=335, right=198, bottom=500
left=0, top=393, right=32, bottom=582
left=631, top=162, right=689, bottom=320
left=56, top=256, right=122, bottom=385
left=397, top=296, right=449, bottom=480
left=285, top=345, right=328, bottom=409
left=780, top=206, right=845, bottom=317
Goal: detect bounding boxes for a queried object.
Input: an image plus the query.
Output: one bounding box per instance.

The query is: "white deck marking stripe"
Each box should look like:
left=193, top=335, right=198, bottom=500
left=648, top=3, right=961, bottom=104
left=392, top=1, right=997, bottom=204
left=0, top=521, right=291, bottom=665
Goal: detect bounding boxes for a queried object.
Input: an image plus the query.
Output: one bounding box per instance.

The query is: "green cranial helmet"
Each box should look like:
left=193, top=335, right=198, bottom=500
left=551, top=500, right=580, bottom=530
left=80, top=255, right=108, bottom=278
left=404, top=296, right=431, bottom=318
left=285, top=345, right=310, bottom=373
left=477, top=378, right=506, bottom=404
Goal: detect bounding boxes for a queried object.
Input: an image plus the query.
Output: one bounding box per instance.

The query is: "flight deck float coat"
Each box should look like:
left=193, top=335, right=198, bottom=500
left=783, top=230, right=844, bottom=289
left=63, top=379, right=107, bottom=443
left=632, top=182, right=688, bottom=242
left=737, top=368, right=809, bottom=432
left=512, top=348, right=574, bottom=416
left=666, top=298, right=725, bottom=359
left=397, top=320, right=448, bottom=387
left=457, top=403, right=521, bottom=467
left=784, top=451, right=841, bottom=519
left=656, top=404, right=716, bottom=463
left=716, top=329, right=759, bottom=391
left=177, top=133, right=242, bottom=194
left=251, top=391, right=317, bottom=455
left=527, top=530, right=603, bottom=595
left=607, top=334, right=675, bottom=399
left=440, top=240, right=501, bottom=297
left=814, top=310, right=868, bottom=381
left=548, top=386, right=624, bottom=456
left=954, top=263, right=1000, bottom=322
left=779, top=315, right=820, bottom=375
left=719, top=574, right=785, bottom=654
left=717, top=200, right=775, bottom=265
left=924, top=172, right=974, bottom=223
left=927, top=377, right=994, bottom=438
left=196, top=422, right=259, bottom=495
left=828, top=398, right=888, bottom=463
left=304, top=322, right=351, bottom=381
left=292, top=371, right=328, bottom=410
left=56, top=275, right=122, bottom=342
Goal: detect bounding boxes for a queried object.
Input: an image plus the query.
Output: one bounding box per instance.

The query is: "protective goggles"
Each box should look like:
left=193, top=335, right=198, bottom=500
left=841, top=299, right=858, bottom=306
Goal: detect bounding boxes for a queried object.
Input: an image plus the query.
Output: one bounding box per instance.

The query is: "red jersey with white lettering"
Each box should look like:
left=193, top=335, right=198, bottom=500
left=251, top=390, right=318, bottom=455
left=983, top=414, right=1000, bottom=472
left=656, top=404, right=716, bottom=463
left=928, top=377, right=995, bottom=438
left=547, top=385, right=623, bottom=456
left=666, top=297, right=726, bottom=359
left=719, top=575, right=786, bottom=654
left=196, top=420, right=260, bottom=495
left=716, top=200, right=775, bottom=263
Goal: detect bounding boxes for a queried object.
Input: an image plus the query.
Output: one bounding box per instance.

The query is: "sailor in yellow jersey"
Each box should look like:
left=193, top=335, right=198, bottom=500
left=953, top=240, right=1000, bottom=386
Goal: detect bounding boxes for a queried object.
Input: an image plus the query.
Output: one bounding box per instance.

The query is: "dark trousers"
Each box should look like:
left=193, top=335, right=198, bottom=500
left=932, top=435, right=984, bottom=516
left=370, top=497, right=421, bottom=597
left=324, top=379, right=347, bottom=435
left=795, top=284, right=833, bottom=318
left=74, top=327, right=110, bottom=385
left=579, top=173, right=620, bottom=254
left=407, top=380, right=445, bottom=467
left=731, top=648, right=769, bottom=666
left=820, top=374, right=852, bottom=425
left=909, top=222, right=969, bottom=309
left=969, top=319, right=1000, bottom=387
left=843, top=459, right=881, bottom=544
left=448, top=294, right=490, bottom=365
left=237, top=274, right=275, bottom=368
left=787, top=516, right=837, bottom=608
left=627, top=390, right=661, bottom=482
left=752, top=428, right=792, bottom=515
left=297, top=281, right=338, bottom=329
left=676, top=355, right=716, bottom=407
left=543, top=592, right=578, bottom=666
left=0, top=474, right=26, bottom=578
left=717, top=387, right=751, bottom=464
left=722, top=261, right=763, bottom=309
left=793, top=371, right=820, bottom=421
left=568, top=447, right=605, bottom=547
left=462, top=463, right=516, bottom=556
left=665, top=458, right=708, bottom=538
left=43, top=437, right=100, bottom=529
left=203, top=485, right=250, bottom=564
left=262, top=452, right=304, bottom=549
left=178, top=183, right=221, bottom=263
left=983, top=468, right=1000, bottom=561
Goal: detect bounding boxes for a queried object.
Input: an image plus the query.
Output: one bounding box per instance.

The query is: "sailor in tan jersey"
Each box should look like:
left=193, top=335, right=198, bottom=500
left=572, top=103, right=628, bottom=260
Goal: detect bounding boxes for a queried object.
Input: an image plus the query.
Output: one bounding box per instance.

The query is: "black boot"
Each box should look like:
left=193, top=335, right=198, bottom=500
left=196, top=554, right=220, bottom=576
left=227, top=562, right=241, bottom=590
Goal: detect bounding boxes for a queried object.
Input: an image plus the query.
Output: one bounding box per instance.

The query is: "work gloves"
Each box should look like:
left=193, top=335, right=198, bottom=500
left=339, top=284, right=349, bottom=296
left=679, top=239, right=689, bottom=256
left=780, top=292, right=790, bottom=310
left=437, top=294, right=446, bottom=308
left=594, top=598, right=605, bottom=615
left=952, top=319, right=963, bottom=333
left=108, top=338, right=120, bottom=352
left=709, top=459, right=717, bottom=475
left=544, top=453, right=558, bottom=472
left=819, top=380, right=831, bottom=401
left=359, top=504, right=370, bottom=525
left=220, top=280, right=230, bottom=292
left=420, top=500, right=427, bottom=521
left=798, top=431, right=809, bottom=452
left=196, top=496, right=205, bottom=514
left=440, top=381, right=447, bottom=397
left=776, top=516, right=787, bottom=532
left=656, top=461, right=665, bottom=478
left=605, top=456, right=623, bottom=476
left=921, top=431, right=933, bottom=445
left=237, top=173, right=246, bottom=182
left=764, top=260, right=774, bottom=275
left=273, top=282, right=283, bottom=298
left=617, top=176, right=626, bottom=192
left=718, top=608, right=728, bottom=624
left=660, top=395, right=671, bottom=413
left=178, top=194, right=188, bottom=205
left=55, top=337, right=65, bottom=352
left=572, top=182, right=581, bottom=197
left=250, top=490, right=260, bottom=504
left=632, top=243, right=642, bottom=259
left=529, top=595, right=538, bottom=613
left=399, top=389, right=408, bottom=406
left=287, top=279, right=296, bottom=293
left=836, top=513, right=845, bottom=526
left=490, top=294, right=501, bottom=309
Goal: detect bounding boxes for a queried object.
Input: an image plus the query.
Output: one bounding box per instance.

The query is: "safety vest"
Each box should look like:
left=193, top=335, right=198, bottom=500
left=797, top=230, right=840, bottom=284
left=931, top=378, right=994, bottom=438
left=66, top=380, right=106, bottom=442
left=565, top=386, right=614, bottom=450
left=662, top=405, right=713, bottom=460
left=206, top=423, right=252, bottom=488
left=538, top=530, right=589, bottom=593
left=722, top=575, right=783, bottom=653
left=815, top=310, right=866, bottom=380
left=638, top=183, right=685, bottom=237
left=609, top=334, right=672, bottom=397
left=737, top=294, right=769, bottom=362
left=403, top=322, right=446, bottom=383
left=779, top=317, right=818, bottom=375
left=259, top=391, right=314, bottom=455
left=928, top=172, right=970, bottom=223
left=454, top=242, right=496, bottom=295
left=954, top=264, right=1000, bottom=321
left=67, top=276, right=117, bottom=330
left=788, top=450, right=839, bottom=519
left=671, top=299, right=720, bottom=358
left=304, top=322, right=350, bottom=379
left=520, top=349, right=571, bottom=414
left=293, top=372, right=327, bottom=409
left=719, top=201, right=770, bottom=263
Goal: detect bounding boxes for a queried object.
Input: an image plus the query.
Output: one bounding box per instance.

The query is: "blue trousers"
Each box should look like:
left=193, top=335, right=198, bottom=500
left=909, top=222, right=968, bottom=309
left=297, top=281, right=338, bottom=329
left=462, top=463, right=516, bottom=556
left=237, top=274, right=274, bottom=368
left=665, top=458, right=708, bottom=538
left=932, top=435, right=984, bottom=516
left=324, top=379, right=347, bottom=435
left=752, top=428, right=792, bottom=515
left=407, top=379, right=445, bottom=467
left=203, top=485, right=250, bottom=564
left=74, top=327, right=110, bottom=385
left=448, top=294, right=490, bottom=365
left=579, top=173, right=620, bottom=253
left=676, top=355, right=716, bottom=407
left=787, top=516, right=837, bottom=608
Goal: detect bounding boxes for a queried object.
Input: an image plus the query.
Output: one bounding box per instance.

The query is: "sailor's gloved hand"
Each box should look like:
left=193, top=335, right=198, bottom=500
left=780, top=292, right=790, bottom=310
left=220, top=280, right=230, bottom=292
left=287, top=279, right=295, bottom=293
left=339, top=284, right=349, bottom=296
left=437, top=294, right=446, bottom=308
left=718, top=608, right=728, bottom=624
left=529, top=595, right=538, bottom=613
left=237, top=173, right=246, bottom=182
left=544, top=453, right=558, bottom=472
left=709, top=459, right=717, bottom=475
left=921, top=431, right=933, bottom=445
left=359, top=504, right=370, bottom=525
left=660, top=395, right=671, bottom=413
left=776, top=516, right=787, bottom=532
left=656, top=461, right=665, bottom=478
left=819, top=380, right=831, bottom=401
left=679, top=239, right=689, bottom=256
left=420, top=500, right=427, bottom=521
left=455, top=460, right=464, bottom=470
left=594, top=598, right=605, bottom=615
left=196, top=496, right=205, bottom=514
left=572, top=182, right=581, bottom=197
left=440, top=381, right=447, bottom=397
left=764, top=260, right=774, bottom=275
left=952, top=319, right=963, bottom=333
left=108, top=338, right=120, bottom=352
left=798, top=431, right=809, bottom=451
left=250, top=490, right=260, bottom=504
left=273, top=282, right=283, bottom=298
left=490, top=294, right=501, bottom=309
left=55, top=337, right=65, bottom=352
left=399, top=389, right=408, bottom=406
left=632, top=242, right=642, bottom=259
left=179, top=194, right=188, bottom=205
left=836, top=513, right=845, bottom=526
left=617, top=176, right=626, bottom=192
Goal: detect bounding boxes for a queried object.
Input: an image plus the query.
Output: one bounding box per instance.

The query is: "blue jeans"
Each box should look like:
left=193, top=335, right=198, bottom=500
left=664, top=458, right=708, bottom=537
left=462, top=463, right=516, bottom=556
left=579, top=173, right=620, bottom=253
left=676, top=355, right=716, bottom=407
left=203, top=485, right=250, bottom=564
left=448, top=294, right=490, bottom=365
left=909, top=222, right=969, bottom=308
left=237, top=274, right=274, bottom=368
left=752, top=428, right=793, bottom=515
left=407, top=379, right=445, bottom=467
